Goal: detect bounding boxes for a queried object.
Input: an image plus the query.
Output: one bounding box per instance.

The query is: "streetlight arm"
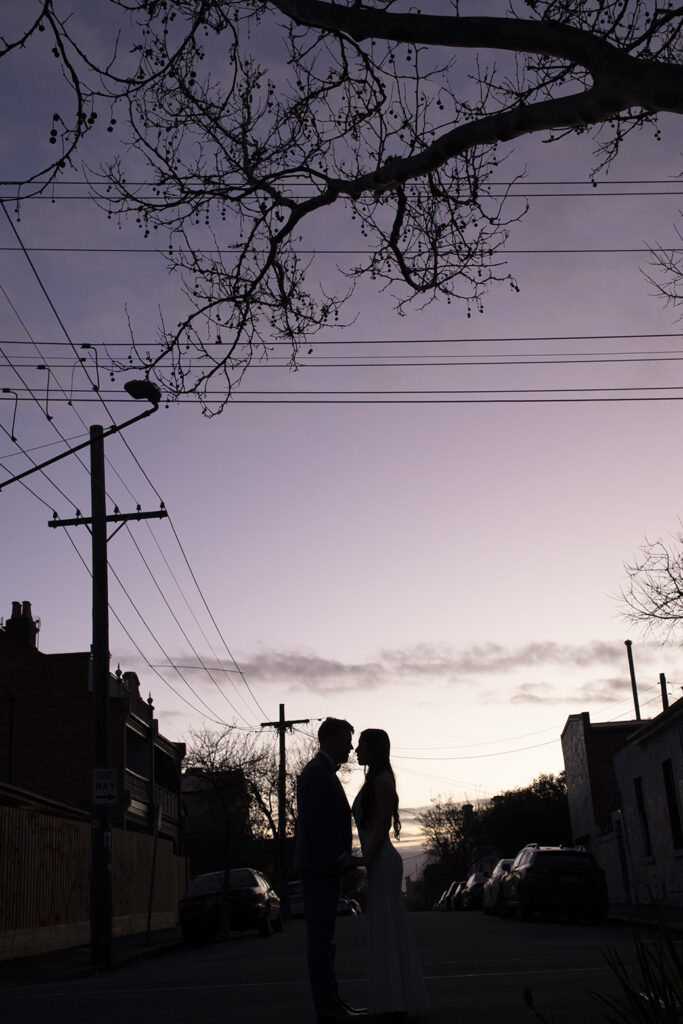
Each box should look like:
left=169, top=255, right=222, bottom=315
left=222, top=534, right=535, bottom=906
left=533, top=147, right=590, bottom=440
left=0, top=396, right=158, bottom=493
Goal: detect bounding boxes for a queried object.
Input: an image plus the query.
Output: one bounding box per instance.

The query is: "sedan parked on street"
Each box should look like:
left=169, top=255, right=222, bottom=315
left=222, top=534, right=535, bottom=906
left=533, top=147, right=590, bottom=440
left=460, top=872, right=489, bottom=910
left=179, top=867, right=283, bottom=944
left=499, top=844, right=608, bottom=922
left=449, top=880, right=470, bottom=911
left=482, top=859, right=513, bottom=915
left=434, top=879, right=460, bottom=911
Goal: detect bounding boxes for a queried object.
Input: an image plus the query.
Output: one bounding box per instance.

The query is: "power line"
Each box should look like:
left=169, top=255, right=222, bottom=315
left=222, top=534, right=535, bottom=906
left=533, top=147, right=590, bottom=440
left=60, top=528, right=251, bottom=728
left=0, top=425, right=68, bottom=512
left=141, top=519, right=264, bottom=722
left=1, top=331, right=681, bottom=348
left=1, top=206, right=266, bottom=725
left=4, top=190, right=683, bottom=200
left=7, top=352, right=683, bottom=373
left=7, top=383, right=683, bottom=400
left=0, top=265, right=144, bottom=514
left=0, top=245, right=677, bottom=255
left=122, top=523, right=257, bottom=729
left=8, top=393, right=683, bottom=405
left=165, top=513, right=268, bottom=720
left=106, top=555, right=237, bottom=727
left=2, top=178, right=680, bottom=186
left=392, top=737, right=559, bottom=761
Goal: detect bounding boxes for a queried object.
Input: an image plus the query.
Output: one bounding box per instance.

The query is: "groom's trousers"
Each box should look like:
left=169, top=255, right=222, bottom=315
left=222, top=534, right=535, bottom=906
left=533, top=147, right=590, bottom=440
left=300, top=870, right=341, bottom=1019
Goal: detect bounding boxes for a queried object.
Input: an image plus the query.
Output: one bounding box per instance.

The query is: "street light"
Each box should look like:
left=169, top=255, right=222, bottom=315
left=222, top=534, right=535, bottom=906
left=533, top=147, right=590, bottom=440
left=0, top=380, right=161, bottom=491
left=123, top=379, right=161, bottom=407
left=2, top=381, right=165, bottom=969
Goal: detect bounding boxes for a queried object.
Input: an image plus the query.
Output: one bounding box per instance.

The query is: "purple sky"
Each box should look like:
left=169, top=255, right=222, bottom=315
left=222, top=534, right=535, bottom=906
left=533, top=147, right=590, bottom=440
left=1, top=4, right=682, bottom=856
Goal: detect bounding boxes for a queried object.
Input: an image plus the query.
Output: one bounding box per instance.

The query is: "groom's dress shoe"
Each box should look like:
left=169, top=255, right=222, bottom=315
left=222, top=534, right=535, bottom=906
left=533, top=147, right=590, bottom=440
left=340, top=1003, right=368, bottom=1017
left=319, top=1004, right=368, bottom=1023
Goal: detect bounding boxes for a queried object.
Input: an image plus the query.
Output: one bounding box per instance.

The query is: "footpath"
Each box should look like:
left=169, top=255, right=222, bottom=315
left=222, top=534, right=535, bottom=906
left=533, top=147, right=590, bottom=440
left=1, top=903, right=682, bottom=988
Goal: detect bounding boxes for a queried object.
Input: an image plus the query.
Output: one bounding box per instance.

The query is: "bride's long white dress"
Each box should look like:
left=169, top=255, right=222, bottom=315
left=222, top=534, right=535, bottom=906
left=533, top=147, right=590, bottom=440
left=352, top=778, right=429, bottom=1017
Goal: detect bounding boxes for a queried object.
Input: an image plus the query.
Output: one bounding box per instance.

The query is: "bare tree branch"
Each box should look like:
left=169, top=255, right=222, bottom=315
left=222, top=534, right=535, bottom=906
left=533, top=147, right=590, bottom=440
left=6, top=1, right=683, bottom=410
left=621, top=527, right=683, bottom=639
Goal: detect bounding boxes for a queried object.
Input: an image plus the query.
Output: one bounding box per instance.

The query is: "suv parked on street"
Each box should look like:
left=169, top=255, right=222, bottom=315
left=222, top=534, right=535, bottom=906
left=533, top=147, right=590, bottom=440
left=499, top=844, right=607, bottom=922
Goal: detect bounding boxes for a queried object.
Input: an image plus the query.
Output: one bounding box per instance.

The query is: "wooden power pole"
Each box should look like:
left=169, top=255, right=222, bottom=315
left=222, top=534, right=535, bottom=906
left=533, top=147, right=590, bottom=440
left=261, top=704, right=309, bottom=916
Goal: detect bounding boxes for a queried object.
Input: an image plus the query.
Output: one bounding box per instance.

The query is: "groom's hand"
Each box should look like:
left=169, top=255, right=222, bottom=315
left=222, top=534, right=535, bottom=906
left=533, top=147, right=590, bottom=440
left=338, top=852, right=356, bottom=871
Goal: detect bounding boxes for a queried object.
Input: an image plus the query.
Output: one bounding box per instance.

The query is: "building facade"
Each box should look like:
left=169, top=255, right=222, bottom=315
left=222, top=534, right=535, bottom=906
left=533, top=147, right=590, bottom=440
left=0, top=600, right=185, bottom=847
left=612, top=698, right=683, bottom=907
left=562, top=698, right=683, bottom=908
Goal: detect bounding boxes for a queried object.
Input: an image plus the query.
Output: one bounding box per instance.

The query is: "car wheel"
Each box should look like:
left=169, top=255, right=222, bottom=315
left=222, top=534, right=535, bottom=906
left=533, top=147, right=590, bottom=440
left=258, top=913, right=272, bottom=936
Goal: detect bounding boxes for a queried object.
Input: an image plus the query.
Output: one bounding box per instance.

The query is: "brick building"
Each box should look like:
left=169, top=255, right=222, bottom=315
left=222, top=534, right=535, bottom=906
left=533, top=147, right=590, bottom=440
left=0, top=600, right=185, bottom=847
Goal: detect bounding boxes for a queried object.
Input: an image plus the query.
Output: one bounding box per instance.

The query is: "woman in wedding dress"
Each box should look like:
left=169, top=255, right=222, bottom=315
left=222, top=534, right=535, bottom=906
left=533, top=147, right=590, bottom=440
left=352, top=729, right=429, bottom=1021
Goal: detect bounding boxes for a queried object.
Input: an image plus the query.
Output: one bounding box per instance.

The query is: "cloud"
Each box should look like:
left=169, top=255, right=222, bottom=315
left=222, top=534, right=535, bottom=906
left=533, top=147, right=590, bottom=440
left=120, top=638, right=664, bottom=704
left=381, top=639, right=649, bottom=677
left=509, top=676, right=629, bottom=706
left=238, top=649, right=386, bottom=691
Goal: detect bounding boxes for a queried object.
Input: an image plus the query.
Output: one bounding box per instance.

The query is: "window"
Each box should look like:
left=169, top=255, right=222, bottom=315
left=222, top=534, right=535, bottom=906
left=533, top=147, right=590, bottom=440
left=633, top=777, right=652, bottom=857
left=662, top=760, right=683, bottom=850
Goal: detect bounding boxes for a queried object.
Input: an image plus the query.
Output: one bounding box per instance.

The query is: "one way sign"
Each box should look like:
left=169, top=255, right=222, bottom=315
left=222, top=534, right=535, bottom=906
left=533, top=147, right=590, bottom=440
left=93, top=768, right=118, bottom=804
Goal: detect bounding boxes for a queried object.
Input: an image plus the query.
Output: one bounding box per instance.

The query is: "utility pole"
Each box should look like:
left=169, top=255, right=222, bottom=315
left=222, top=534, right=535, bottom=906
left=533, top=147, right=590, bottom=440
left=49, top=423, right=166, bottom=969
left=261, top=704, right=309, bottom=916
left=625, top=640, right=641, bottom=721
left=1, top=380, right=163, bottom=971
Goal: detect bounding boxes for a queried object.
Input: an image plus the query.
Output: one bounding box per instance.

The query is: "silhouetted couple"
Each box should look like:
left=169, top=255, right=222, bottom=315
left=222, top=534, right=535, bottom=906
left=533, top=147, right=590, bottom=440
left=294, top=718, right=429, bottom=1023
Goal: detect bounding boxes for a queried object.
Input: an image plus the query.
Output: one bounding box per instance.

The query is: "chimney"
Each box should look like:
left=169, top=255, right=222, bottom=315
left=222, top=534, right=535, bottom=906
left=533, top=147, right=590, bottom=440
left=4, top=600, right=39, bottom=647
left=122, top=671, right=141, bottom=698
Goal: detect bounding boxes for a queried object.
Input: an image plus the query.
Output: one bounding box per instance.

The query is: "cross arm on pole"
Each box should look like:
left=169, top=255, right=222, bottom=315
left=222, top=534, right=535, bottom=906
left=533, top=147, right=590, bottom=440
left=261, top=717, right=310, bottom=732
left=49, top=508, right=168, bottom=529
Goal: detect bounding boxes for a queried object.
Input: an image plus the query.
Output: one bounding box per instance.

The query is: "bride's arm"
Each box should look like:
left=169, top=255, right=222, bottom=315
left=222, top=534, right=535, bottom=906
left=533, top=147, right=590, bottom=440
left=362, top=776, right=395, bottom=865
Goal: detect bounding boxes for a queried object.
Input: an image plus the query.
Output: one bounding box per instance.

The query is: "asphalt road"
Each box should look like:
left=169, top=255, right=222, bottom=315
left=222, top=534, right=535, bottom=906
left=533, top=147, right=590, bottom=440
left=0, top=911, right=642, bottom=1024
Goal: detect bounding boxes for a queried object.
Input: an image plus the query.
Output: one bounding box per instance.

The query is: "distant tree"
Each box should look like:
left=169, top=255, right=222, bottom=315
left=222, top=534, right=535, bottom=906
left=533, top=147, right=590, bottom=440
left=417, top=798, right=483, bottom=877
left=185, top=723, right=316, bottom=847
left=621, top=527, right=683, bottom=639
left=476, top=772, right=572, bottom=856
left=6, top=2, right=683, bottom=410
left=418, top=773, right=571, bottom=887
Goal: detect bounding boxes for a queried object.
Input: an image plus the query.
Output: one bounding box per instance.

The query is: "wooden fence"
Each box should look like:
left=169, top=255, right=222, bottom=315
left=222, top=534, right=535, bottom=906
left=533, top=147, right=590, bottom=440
left=0, top=805, right=188, bottom=960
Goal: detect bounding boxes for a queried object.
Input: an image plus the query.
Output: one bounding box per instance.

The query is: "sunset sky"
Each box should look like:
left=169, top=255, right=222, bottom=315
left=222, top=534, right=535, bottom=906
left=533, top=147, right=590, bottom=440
left=1, top=3, right=682, bottom=864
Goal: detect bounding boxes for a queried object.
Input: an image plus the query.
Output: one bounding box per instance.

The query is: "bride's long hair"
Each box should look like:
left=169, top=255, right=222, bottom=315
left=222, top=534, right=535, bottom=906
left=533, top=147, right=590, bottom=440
left=357, top=728, right=401, bottom=839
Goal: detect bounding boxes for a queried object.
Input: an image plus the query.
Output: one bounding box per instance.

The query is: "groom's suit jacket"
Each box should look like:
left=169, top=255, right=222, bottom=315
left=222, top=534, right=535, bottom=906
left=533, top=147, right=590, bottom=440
left=293, top=750, right=352, bottom=873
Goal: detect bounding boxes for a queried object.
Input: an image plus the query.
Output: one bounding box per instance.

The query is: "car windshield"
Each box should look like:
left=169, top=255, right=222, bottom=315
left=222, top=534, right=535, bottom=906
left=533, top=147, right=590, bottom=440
left=229, top=868, right=258, bottom=889
left=535, top=852, right=594, bottom=870
left=184, top=871, right=224, bottom=897
left=184, top=868, right=257, bottom=897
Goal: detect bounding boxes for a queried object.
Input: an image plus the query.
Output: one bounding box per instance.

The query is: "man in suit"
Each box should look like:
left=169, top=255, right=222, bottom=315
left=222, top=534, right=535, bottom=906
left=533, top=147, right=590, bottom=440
left=294, top=717, right=367, bottom=1023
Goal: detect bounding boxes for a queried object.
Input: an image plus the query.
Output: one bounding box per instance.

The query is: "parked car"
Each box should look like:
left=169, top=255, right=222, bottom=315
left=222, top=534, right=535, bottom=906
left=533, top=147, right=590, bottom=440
left=179, top=867, right=283, bottom=944
left=434, top=880, right=458, bottom=911
left=482, top=859, right=513, bottom=915
left=433, top=890, right=448, bottom=911
left=287, top=880, right=304, bottom=918
left=449, top=880, right=470, bottom=911
left=499, top=844, right=608, bottom=922
left=460, top=872, right=489, bottom=910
